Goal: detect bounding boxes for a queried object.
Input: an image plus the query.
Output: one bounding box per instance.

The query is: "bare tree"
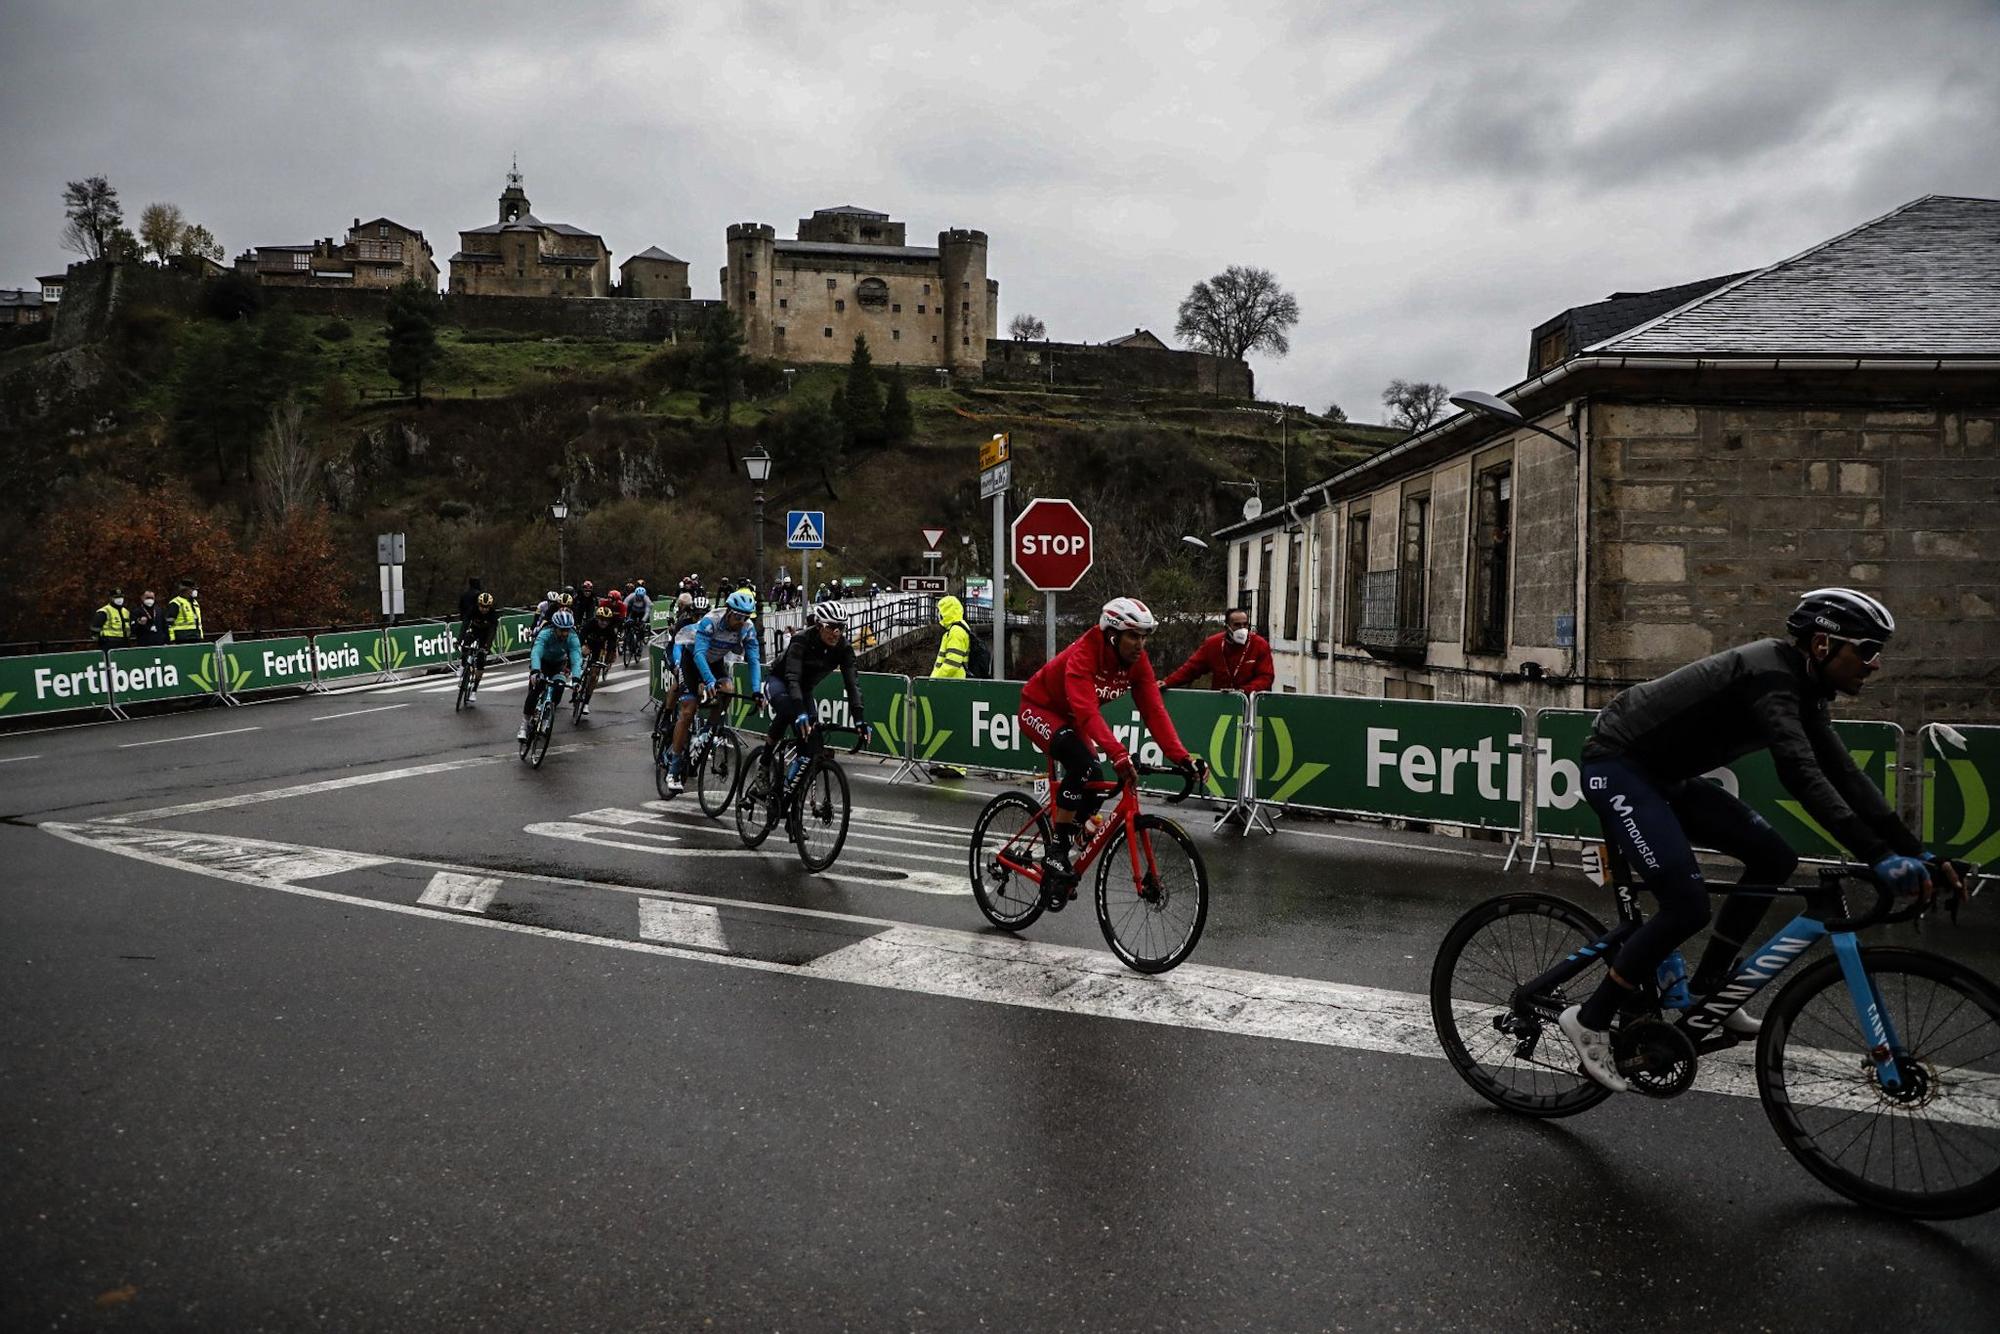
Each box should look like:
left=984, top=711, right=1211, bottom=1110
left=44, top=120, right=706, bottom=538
left=1175, top=265, right=1300, bottom=361
left=257, top=398, right=320, bottom=520
left=139, top=202, right=186, bottom=262
left=1382, top=379, right=1451, bottom=432
left=61, top=176, right=124, bottom=258
left=179, top=223, right=224, bottom=262
left=1008, top=312, right=1046, bottom=341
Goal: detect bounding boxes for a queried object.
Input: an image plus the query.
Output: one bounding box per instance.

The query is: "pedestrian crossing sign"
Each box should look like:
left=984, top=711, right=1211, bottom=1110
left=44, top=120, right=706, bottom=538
left=786, top=510, right=826, bottom=549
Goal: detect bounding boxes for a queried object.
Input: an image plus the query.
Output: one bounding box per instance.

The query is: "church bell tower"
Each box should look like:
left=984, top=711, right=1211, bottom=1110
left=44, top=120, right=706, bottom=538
left=498, top=156, right=530, bottom=224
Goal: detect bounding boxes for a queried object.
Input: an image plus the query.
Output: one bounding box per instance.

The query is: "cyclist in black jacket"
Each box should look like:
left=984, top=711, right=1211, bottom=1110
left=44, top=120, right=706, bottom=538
left=761, top=600, right=866, bottom=768
left=1560, top=587, right=1960, bottom=1092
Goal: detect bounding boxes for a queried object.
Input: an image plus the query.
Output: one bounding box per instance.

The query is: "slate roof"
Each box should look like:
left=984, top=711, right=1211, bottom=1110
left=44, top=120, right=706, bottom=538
left=814, top=205, right=888, bottom=218
left=1105, top=328, right=1167, bottom=349
left=1, top=288, right=44, bottom=308
left=774, top=239, right=939, bottom=260
left=1589, top=195, right=2000, bottom=357
left=449, top=250, right=502, bottom=263
left=461, top=214, right=605, bottom=241
left=624, top=246, right=685, bottom=264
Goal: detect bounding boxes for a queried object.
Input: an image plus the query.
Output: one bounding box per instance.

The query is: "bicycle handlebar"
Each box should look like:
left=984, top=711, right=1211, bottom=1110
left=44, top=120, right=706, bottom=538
left=812, top=722, right=872, bottom=754
left=1819, top=859, right=1981, bottom=932
left=1126, top=760, right=1204, bottom=805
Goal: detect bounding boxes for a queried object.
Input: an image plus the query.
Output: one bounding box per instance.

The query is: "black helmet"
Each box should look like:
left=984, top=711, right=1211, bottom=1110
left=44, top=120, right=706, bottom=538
left=1786, top=587, right=1895, bottom=643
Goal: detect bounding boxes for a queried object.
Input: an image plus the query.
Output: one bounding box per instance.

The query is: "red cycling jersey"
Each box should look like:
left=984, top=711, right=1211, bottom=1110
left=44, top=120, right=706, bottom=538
left=1020, top=627, right=1189, bottom=766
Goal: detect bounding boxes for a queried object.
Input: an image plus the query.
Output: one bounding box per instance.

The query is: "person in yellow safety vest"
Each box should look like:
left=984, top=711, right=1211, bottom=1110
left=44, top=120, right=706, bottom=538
left=927, top=595, right=972, bottom=778
left=168, top=579, right=205, bottom=643
left=92, top=588, right=135, bottom=649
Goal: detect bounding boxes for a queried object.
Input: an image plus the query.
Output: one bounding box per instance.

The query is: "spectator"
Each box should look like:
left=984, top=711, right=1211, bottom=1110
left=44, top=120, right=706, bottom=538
left=925, top=595, right=974, bottom=778
left=167, top=579, right=206, bottom=643
left=134, top=590, right=170, bottom=645
left=1161, top=607, right=1274, bottom=693
left=91, top=587, right=135, bottom=650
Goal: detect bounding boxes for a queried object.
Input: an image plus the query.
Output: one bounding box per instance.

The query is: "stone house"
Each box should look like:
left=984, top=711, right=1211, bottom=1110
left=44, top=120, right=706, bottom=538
left=620, top=247, right=691, bottom=299
left=237, top=217, right=438, bottom=290
left=0, top=288, right=45, bottom=325
left=1105, top=328, right=1169, bottom=350
left=1214, top=194, right=2000, bottom=731
left=449, top=168, right=610, bottom=298
left=722, top=206, right=997, bottom=375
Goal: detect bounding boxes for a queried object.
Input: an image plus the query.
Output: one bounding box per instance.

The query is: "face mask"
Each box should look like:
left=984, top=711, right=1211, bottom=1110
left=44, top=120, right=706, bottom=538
left=113, top=597, right=124, bottom=607
left=1228, top=627, right=1249, bottom=645
left=143, top=598, right=155, bottom=608
left=189, top=589, right=199, bottom=599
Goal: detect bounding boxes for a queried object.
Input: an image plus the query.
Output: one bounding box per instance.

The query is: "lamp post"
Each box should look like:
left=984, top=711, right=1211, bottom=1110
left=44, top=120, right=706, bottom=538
left=742, top=446, right=773, bottom=603
left=1449, top=389, right=1579, bottom=450
left=551, top=495, right=569, bottom=588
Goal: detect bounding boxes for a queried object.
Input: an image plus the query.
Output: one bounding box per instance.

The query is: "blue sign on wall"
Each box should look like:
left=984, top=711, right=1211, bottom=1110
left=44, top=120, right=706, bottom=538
left=786, top=511, right=826, bottom=549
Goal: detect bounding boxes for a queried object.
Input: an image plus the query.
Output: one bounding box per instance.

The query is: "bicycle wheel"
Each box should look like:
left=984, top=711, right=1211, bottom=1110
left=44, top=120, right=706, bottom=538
left=529, top=704, right=555, bottom=769
left=1757, top=946, right=2000, bottom=1219
left=792, top=755, right=851, bottom=872
left=1429, top=893, right=1616, bottom=1119
left=571, top=675, right=591, bottom=725
left=1094, top=814, right=1207, bottom=974
left=969, top=793, right=1050, bottom=931
left=735, top=744, right=781, bottom=849
left=697, top=729, right=744, bottom=818
left=454, top=660, right=471, bottom=712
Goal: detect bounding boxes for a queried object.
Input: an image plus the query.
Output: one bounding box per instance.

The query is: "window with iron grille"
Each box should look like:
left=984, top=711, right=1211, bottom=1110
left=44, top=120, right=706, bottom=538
left=1470, top=463, right=1512, bottom=653
left=1283, top=531, right=1304, bottom=641
left=1342, top=511, right=1369, bottom=642
left=1400, top=488, right=1430, bottom=634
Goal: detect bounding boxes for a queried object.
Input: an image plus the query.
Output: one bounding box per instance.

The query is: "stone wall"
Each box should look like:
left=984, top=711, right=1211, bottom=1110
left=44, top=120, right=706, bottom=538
left=1587, top=400, right=2000, bottom=724
left=50, top=260, right=203, bottom=350
left=982, top=337, right=1252, bottom=398
left=263, top=285, right=721, bottom=341
left=1511, top=433, right=1580, bottom=658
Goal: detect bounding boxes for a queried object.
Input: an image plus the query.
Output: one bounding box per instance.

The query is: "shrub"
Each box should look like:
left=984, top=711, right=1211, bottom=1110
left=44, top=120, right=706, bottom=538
left=316, top=318, right=354, bottom=343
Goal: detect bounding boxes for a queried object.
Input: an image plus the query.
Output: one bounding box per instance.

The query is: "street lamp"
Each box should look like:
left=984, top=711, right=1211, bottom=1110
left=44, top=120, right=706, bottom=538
left=742, top=446, right=773, bottom=601
left=550, top=495, right=569, bottom=588
left=1449, top=389, right=1579, bottom=450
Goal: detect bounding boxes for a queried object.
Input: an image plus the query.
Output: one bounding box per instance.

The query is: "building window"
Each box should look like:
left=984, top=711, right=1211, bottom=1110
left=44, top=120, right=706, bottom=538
left=1343, top=511, right=1370, bottom=642
left=917, top=304, right=925, bottom=314
left=748, top=291, right=757, bottom=303
left=923, top=283, right=931, bottom=295
left=892, top=330, right=901, bottom=340
left=1400, top=488, right=1430, bottom=635
left=1283, top=531, right=1304, bottom=641
left=774, top=277, right=783, bottom=286
left=779, top=297, right=788, bottom=309
left=827, top=278, right=837, bottom=290
left=891, top=303, right=901, bottom=313
left=857, top=278, right=889, bottom=307
left=1255, top=537, right=1275, bottom=639
left=932, top=335, right=938, bottom=344
left=835, top=299, right=845, bottom=312
left=961, top=301, right=970, bottom=313
left=824, top=327, right=834, bottom=338
left=775, top=326, right=786, bottom=338
left=1234, top=544, right=1253, bottom=617
left=378, top=224, right=389, bottom=238
left=1470, top=463, right=1512, bottom=653
left=291, top=252, right=310, bottom=270
left=1535, top=329, right=1566, bottom=372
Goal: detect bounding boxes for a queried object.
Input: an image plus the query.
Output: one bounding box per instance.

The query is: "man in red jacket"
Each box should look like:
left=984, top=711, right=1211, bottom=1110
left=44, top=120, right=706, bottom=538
left=1162, top=607, right=1274, bottom=693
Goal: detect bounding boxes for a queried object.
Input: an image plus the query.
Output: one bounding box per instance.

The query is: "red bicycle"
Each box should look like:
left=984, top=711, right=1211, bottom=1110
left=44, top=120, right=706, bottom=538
left=969, top=759, right=1210, bottom=973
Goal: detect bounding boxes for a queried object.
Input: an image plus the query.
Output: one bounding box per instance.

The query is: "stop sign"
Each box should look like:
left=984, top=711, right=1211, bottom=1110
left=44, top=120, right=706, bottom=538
left=1010, top=498, right=1094, bottom=591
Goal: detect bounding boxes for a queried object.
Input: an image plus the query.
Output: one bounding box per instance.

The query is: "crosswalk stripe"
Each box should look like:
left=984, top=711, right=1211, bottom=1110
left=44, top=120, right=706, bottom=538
left=638, top=899, right=730, bottom=951
left=417, top=871, right=503, bottom=913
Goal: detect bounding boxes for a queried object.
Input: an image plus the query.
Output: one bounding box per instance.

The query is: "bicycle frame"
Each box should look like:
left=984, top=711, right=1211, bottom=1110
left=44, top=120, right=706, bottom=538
left=993, top=765, right=1158, bottom=891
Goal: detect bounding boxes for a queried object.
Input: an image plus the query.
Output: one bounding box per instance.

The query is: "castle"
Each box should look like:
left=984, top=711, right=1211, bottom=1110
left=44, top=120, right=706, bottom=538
left=722, top=206, right=997, bottom=374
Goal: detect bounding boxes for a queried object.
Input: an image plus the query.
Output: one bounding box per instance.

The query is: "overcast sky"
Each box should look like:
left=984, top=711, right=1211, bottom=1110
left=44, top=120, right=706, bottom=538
left=3, top=0, right=1995, bottom=417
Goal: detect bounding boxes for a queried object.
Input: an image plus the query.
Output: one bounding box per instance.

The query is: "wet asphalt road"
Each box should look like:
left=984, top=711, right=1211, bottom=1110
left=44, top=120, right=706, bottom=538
left=4, top=666, right=1999, bottom=1331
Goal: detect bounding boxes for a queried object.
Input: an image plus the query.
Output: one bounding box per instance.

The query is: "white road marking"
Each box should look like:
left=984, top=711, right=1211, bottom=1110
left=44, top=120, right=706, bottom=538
left=0, top=753, right=43, bottom=764
left=118, top=725, right=262, bottom=749
left=417, top=871, right=503, bottom=913
left=62, top=824, right=391, bottom=880
left=311, top=703, right=411, bottom=721
left=638, top=899, right=730, bottom=951
left=593, top=677, right=652, bottom=695
left=523, top=819, right=963, bottom=895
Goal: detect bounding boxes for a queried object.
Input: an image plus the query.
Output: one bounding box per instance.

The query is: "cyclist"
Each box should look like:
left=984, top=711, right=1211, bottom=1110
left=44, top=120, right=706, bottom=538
left=459, top=590, right=499, bottom=702
left=1561, top=587, right=1963, bottom=1093
left=1017, top=597, right=1205, bottom=898
left=517, top=608, right=582, bottom=743
left=662, top=589, right=762, bottom=795
left=761, top=600, right=867, bottom=777
left=625, top=578, right=653, bottom=645
left=530, top=589, right=561, bottom=635
left=576, top=604, right=620, bottom=715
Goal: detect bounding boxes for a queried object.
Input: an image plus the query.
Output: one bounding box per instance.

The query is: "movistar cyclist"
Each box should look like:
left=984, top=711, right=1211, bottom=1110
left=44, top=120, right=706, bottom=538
left=459, top=590, right=498, bottom=702
left=1017, top=597, right=1206, bottom=903
left=662, top=589, right=762, bottom=794
left=761, top=600, right=867, bottom=773
left=1561, top=588, right=1962, bottom=1092
left=517, top=609, right=582, bottom=742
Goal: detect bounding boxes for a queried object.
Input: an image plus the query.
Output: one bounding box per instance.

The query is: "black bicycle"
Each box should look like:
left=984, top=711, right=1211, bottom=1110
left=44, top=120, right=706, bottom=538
left=621, top=620, right=647, bottom=669
left=1430, top=847, right=1998, bottom=1219
left=737, top=721, right=868, bottom=873
left=518, top=674, right=570, bottom=769
left=453, top=637, right=488, bottom=713
left=656, top=689, right=745, bottom=818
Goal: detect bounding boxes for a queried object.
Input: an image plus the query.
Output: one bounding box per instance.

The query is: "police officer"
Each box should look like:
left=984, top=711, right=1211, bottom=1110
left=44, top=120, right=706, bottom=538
left=92, top=588, right=135, bottom=650
left=168, top=579, right=205, bottom=643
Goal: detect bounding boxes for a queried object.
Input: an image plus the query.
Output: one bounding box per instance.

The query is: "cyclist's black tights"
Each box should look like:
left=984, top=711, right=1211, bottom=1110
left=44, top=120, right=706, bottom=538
left=1577, top=755, right=1798, bottom=1029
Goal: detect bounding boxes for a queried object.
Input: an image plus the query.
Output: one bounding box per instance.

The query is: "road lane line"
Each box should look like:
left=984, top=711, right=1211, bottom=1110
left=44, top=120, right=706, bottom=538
left=118, top=726, right=262, bottom=749
left=38, top=818, right=1837, bottom=1116
left=311, top=703, right=412, bottom=721
left=638, top=899, right=730, bottom=951
left=418, top=871, right=503, bottom=913
left=0, top=754, right=43, bottom=764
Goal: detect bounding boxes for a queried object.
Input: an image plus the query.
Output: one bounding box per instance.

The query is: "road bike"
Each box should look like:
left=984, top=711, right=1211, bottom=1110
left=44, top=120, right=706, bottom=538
left=969, top=759, right=1210, bottom=974
left=656, top=688, right=745, bottom=818
left=621, top=620, right=647, bottom=669
left=453, top=637, right=489, bottom=713
left=1429, top=843, right=1998, bottom=1219
left=737, top=721, right=868, bottom=872
left=518, top=673, right=571, bottom=769
left=571, top=648, right=613, bottom=725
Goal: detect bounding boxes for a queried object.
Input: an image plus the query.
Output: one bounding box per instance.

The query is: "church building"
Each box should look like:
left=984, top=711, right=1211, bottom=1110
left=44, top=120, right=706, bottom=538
left=449, top=166, right=611, bottom=297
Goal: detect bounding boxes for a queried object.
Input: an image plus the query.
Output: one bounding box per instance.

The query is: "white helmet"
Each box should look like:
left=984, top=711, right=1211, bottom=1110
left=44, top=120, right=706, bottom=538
left=810, top=600, right=848, bottom=627
left=1099, top=597, right=1157, bottom=633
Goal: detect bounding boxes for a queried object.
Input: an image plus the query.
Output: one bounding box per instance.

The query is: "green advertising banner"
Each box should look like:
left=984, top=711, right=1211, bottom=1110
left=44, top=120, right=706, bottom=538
left=310, top=629, right=385, bottom=684
left=497, top=613, right=537, bottom=656
left=1923, top=724, right=2000, bottom=865
left=221, top=636, right=316, bottom=695
left=714, top=664, right=906, bottom=759
left=649, top=643, right=668, bottom=703
left=0, top=650, right=113, bottom=719
left=1534, top=707, right=1902, bottom=859
left=105, top=643, right=227, bottom=705
left=1250, top=695, right=1527, bottom=832
left=1142, top=690, right=1249, bottom=800
left=383, top=620, right=461, bottom=675
left=908, top=677, right=1034, bottom=774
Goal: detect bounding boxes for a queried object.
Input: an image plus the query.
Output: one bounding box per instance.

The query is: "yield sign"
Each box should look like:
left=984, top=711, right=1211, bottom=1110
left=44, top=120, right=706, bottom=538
left=921, top=527, right=946, bottom=553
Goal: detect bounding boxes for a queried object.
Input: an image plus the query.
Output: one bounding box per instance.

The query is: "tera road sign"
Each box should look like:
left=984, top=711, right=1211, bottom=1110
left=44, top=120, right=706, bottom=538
left=900, top=575, right=949, bottom=593
left=786, top=511, right=826, bottom=549
left=1010, top=498, right=1094, bottom=591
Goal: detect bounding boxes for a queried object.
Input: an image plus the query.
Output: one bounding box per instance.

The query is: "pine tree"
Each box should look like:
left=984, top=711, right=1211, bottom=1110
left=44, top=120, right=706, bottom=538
left=384, top=280, right=441, bottom=403
left=840, top=335, right=884, bottom=449
left=883, top=368, right=913, bottom=448
left=693, top=307, right=747, bottom=467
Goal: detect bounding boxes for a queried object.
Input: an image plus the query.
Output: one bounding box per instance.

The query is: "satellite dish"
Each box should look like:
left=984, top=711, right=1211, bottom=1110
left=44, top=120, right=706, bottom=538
left=1242, top=495, right=1263, bottom=521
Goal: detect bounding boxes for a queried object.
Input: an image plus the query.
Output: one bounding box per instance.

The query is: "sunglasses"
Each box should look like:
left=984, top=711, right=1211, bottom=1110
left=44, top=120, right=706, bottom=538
left=1831, top=636, right=1885, bottom=666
